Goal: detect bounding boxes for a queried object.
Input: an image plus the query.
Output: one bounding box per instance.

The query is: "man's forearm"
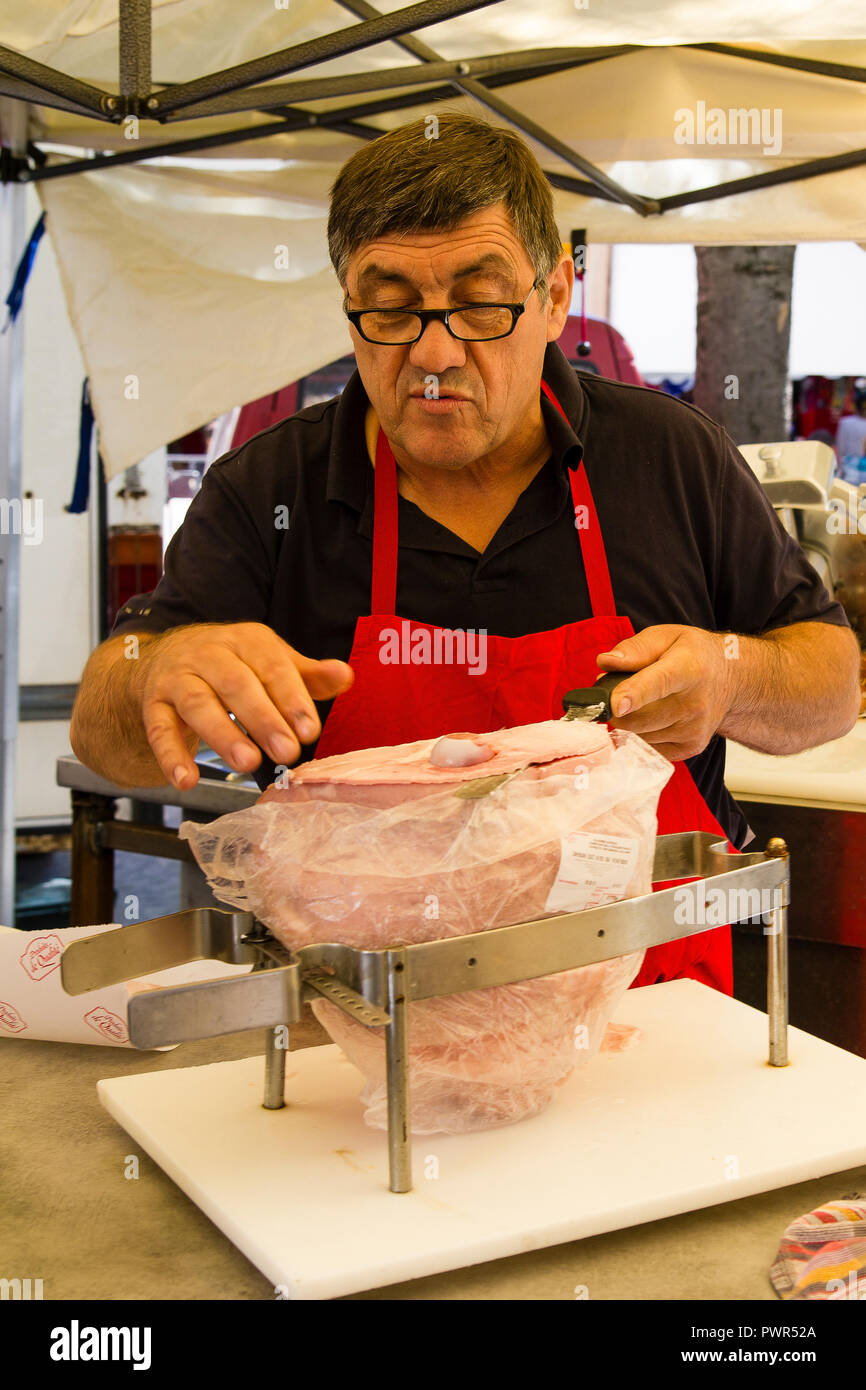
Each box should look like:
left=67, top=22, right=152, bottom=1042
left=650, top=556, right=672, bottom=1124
left=70, top=632, right=195, bottom=788
left=720, top=622, right=861, bottom=754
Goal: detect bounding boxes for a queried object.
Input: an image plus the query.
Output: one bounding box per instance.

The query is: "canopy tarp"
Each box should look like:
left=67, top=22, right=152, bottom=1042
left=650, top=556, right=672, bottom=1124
left=2, top=0, right=866, bottom=475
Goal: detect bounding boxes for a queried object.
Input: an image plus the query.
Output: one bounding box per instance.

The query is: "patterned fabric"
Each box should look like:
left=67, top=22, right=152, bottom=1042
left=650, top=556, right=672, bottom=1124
left=771, top=1199, right=866, bottom=1299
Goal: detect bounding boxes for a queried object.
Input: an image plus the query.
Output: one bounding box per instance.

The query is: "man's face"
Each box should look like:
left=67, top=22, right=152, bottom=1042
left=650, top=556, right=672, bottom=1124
left=344, top=203, right=572, bottom=470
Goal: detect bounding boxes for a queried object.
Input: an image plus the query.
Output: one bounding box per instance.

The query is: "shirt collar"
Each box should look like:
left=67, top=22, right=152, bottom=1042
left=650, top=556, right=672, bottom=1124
left=326, top=340, right=587, bottom=515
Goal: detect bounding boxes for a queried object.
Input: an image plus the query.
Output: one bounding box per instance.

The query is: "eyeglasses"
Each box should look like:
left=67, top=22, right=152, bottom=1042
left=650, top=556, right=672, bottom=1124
left=345, top=284, right=538, bottom=345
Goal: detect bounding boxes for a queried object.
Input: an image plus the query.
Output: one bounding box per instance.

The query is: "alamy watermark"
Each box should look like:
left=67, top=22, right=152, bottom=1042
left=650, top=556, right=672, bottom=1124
left=674, top=101, right=783, bottom=156
left=378, top=620, right=488, bottom=675
left=0, top=496, right=43, bottom=545
left=674, top=883, right=784, bottom=930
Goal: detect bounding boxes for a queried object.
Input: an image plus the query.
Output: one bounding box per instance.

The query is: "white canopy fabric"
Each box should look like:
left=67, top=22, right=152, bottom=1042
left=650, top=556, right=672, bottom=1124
left=3, top=0, right=866, bottom=475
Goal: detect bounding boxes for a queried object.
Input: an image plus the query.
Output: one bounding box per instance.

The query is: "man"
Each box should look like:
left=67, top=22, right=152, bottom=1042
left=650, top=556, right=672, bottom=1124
left=71, top=114, right=860, bottom=992
left=835, top=388, right=866, bottom=468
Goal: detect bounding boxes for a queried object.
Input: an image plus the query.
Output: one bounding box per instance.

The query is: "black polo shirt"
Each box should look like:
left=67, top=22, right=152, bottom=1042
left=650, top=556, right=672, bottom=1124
left=113, top=341, right=848, bottom=846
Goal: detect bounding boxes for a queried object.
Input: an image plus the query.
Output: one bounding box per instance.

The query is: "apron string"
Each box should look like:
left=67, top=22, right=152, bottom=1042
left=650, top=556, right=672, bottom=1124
left=372, top=381, right=618, bottom=620
left=372, top=425, right=399, bottom=614
left=541, top=380, right=617, bottom=620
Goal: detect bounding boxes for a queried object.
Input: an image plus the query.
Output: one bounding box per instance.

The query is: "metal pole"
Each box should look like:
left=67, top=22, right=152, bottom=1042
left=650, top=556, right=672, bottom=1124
left=0, top=98, right=27, bottom=928
left=334, top=0, right=657, bottom=215
left=69, top=790, right=116, bottom=926
left=118, top=0, right=152, bottom=110
left=384, top=947, right=411, bottom=1193
left=658, top=148, right=866, bottom=212
left=263, top=1025, right=287, bottom=1110
left=764, top=837, right=789, bottom=1067
left=689, top=43, right=866, bottom=86
left=148, top=0, right=502, bottom=116
left=158, top=49, right=590, bottom=122
left=0, top=46, right=115, bottom=118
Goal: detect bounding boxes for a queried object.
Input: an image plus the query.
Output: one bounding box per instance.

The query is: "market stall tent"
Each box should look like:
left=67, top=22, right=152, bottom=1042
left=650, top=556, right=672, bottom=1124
left=1, top=0, right=864, bottom=476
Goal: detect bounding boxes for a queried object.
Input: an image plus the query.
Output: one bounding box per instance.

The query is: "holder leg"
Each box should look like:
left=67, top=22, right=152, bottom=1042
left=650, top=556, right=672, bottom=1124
left=263, top=1024, right=286, bottom=1110
left=70, top=790, right=115, bottom=926
left=384, top=948, right=411, bottom=1193
left=764, top=837, right=789, bottom=1067
left=247, top=937, right=288, bottom=1111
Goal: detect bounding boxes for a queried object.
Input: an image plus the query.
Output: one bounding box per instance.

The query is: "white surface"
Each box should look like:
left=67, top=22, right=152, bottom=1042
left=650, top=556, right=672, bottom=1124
left=609, top=244, right=697, bottom=377
left=726, top=720, right=866, bottom=811
left=0, top=922, right=250, bottom=1049
left=15, top=720, right=73, bottom=823
left=20, top=181, right=91, bottom=680
left=97, top=979, right=866, bottom=1300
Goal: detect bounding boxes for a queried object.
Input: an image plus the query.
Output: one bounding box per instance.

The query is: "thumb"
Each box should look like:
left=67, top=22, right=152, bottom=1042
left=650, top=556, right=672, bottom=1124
left=596, top=625, right=682, bottom=674
left=296, top=657, right=354, bottom=700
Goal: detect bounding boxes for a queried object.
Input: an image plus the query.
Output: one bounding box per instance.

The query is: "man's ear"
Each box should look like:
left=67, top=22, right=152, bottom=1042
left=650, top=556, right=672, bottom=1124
left=546, top=250, right=574, bottom=343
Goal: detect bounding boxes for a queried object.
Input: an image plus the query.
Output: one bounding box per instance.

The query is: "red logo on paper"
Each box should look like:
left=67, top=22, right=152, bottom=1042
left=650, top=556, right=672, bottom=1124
left=19, top=933, right=64, bottom=981
left=83, top=1006, right=128, bottom=1044
left=0, top=999, right=27, bottom=1033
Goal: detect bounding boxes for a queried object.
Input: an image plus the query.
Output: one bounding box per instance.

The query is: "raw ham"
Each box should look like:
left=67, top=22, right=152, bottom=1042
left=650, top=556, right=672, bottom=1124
left=180, top=720, right=672, bottom=1134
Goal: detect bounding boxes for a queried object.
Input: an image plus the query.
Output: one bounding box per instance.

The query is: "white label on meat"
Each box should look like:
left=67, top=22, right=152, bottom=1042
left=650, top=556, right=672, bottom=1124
left=544, top=831, right=640, bottom=914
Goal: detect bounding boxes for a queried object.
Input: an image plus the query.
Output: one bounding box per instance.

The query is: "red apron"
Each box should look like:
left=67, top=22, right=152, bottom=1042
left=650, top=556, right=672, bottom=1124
left=316, top=381, right=733, bottom=992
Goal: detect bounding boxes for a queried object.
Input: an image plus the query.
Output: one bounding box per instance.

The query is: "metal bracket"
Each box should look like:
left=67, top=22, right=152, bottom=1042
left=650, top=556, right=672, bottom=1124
left=303, top=971, right=391, bottom=1027
left=60, top=833, right=790, bottom=1196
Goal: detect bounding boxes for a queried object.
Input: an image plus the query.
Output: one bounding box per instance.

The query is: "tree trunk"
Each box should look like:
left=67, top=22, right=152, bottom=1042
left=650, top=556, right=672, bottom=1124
left=693, top=245, right=795, bottom=444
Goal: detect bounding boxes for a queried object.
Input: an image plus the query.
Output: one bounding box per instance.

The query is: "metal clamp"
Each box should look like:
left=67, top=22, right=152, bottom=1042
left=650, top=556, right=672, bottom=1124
left=61, top=833, right=790, bottom=1195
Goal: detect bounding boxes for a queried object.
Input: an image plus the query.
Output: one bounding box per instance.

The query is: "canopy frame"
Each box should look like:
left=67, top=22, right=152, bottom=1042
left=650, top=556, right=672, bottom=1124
left=2, top=0, right=864, bottom=217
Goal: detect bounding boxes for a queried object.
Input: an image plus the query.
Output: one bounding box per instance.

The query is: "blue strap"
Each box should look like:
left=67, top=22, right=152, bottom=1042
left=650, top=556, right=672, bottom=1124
left=3, top=211, right=46, bottom=331
left=66, top=378, right=94, bottom=514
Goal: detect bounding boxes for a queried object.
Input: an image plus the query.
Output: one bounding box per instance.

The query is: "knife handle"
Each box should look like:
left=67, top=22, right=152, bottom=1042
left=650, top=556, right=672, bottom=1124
left=561, top=671, right=633, bottom=721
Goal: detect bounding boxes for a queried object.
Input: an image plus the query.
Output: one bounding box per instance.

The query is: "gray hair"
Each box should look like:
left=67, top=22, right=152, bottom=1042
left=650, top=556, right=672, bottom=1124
left=328, top=112, right=563, bottom=304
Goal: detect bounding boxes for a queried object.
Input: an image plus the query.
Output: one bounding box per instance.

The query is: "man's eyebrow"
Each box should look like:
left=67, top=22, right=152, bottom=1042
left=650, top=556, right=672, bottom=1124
left=355, top=254, right=516, bottom=291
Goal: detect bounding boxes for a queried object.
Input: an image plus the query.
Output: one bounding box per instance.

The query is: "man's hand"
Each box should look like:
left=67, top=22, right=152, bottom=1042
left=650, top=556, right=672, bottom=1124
left=596, top=625, right=729, bottom=760
left=597, top=620, right=861, bottom=760
left=138, top=623, right=353, bottom=788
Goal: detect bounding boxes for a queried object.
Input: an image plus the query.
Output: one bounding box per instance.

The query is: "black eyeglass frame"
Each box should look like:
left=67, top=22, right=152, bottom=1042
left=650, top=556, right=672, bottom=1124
left=345, top=283, right=539, bottom=345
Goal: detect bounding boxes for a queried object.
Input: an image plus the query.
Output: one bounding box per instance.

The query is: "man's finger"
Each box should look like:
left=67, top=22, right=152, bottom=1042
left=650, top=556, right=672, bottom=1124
left=291, top=656, right=354, bottom=701
left=607, top=652, right=690, bottom=717
left=596, top=625, right=684, bottom=677
left=609, top=695, right=698, bottom=737
left=172, top=673, right=270, bottom=772
left=143, top=700, right=202, bottom=789
left=253, top=653, right=350, bottom=746
left=199, top=656, right=303, bottom=764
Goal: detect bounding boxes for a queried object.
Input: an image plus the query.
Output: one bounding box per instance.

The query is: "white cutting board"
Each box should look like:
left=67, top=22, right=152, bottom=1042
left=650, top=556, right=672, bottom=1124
left=726, top=719, right=866, bottom=811
left=98, top=980, right=866, bottom=1300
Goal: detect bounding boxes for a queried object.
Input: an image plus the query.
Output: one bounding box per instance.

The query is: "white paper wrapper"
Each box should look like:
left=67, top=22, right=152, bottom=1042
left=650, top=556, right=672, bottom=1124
left=0, top=924, right=248, bottom=1050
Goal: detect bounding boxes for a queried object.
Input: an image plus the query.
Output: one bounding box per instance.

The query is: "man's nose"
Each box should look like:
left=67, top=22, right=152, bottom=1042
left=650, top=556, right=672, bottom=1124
left=408, top=318, right=468, bottom=375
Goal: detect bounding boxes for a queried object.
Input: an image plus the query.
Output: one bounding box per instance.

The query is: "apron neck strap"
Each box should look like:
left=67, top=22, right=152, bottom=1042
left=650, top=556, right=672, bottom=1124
left=540, top=380, right=617, bottom=619
left=373, top=425, right=400, bottom=614
left=372, top=381, right=618, bottom=619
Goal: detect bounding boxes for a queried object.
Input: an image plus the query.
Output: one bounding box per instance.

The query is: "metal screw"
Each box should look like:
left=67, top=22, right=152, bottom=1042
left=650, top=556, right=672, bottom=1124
left=456, top=62, right=470, bottom=75
left=147, top=97, right=158, bottom=110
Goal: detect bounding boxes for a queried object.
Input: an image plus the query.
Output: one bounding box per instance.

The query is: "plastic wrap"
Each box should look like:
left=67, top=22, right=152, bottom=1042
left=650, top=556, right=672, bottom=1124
left=180, top=721, right=672, bottom=1134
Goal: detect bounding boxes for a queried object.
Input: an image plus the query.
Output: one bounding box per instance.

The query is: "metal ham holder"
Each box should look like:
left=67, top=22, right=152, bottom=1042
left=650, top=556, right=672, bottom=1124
left=60, top=830, right=790, bottom=1194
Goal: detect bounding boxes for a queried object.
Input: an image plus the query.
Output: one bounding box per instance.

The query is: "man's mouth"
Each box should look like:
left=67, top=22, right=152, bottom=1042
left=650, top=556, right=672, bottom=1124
left=408, top=393, right=470, bottom=414
left=408, top=391, right=470, bottom=400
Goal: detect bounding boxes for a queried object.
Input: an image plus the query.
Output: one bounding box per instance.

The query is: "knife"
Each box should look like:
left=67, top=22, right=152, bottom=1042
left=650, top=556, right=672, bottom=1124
left=561, top=671, right=633, bottom=722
